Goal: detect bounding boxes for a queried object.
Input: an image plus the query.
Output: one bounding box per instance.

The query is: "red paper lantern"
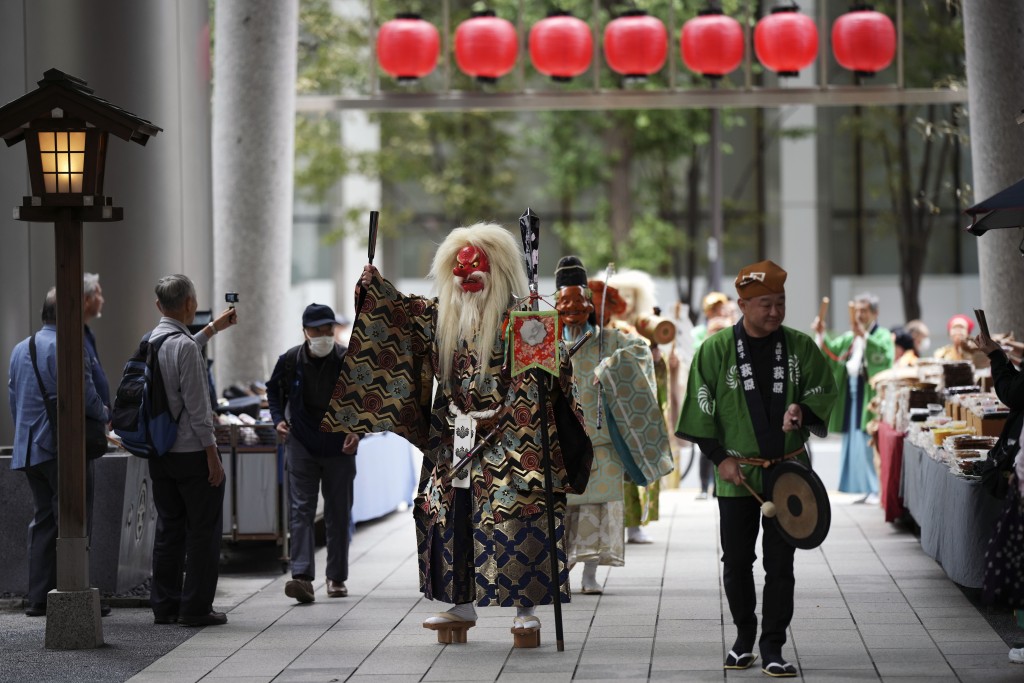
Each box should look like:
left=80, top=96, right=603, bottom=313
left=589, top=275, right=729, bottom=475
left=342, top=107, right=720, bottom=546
left=832, top=6, right=896, bottom=76
left=376, top=14, right=440, bottom=83
left=754, top=5, right=818, bottom=77
left=680, top=9, right=744, bottom=79
left=603, top=10, right=667, bottom=79
left=529, top=12, right=593, bottom=82
left=454, top=11, right=518, bottom=83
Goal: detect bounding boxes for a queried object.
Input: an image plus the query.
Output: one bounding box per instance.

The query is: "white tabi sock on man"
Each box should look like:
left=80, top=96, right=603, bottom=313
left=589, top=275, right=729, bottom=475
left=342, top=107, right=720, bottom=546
left=514, top=606, right=540, bottom=629
left=424, top=601, right=477, bottom=625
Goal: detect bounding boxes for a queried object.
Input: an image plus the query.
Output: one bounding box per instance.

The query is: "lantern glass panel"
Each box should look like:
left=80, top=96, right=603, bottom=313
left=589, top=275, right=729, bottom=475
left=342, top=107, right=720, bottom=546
left=38, top=130, right=87, bottom=194
left=38, top=132, right=56, bottom=152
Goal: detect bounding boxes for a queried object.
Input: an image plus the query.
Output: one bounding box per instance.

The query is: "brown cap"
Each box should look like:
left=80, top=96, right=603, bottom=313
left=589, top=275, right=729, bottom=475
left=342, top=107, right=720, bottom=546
left=734, top=259, right=787, bottom=299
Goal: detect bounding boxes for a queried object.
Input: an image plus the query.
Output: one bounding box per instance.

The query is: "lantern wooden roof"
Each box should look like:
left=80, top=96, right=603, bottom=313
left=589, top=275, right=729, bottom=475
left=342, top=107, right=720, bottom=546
left=0, top=69, right=162, bottom=148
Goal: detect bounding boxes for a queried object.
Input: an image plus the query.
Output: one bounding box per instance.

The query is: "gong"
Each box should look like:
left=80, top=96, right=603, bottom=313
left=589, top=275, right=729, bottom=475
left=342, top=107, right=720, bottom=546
left=766, top=460, right=831, bottom=549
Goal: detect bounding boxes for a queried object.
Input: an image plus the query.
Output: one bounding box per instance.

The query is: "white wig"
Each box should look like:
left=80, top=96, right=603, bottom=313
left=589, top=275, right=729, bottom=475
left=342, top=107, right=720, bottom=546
left=608, top=268, right=657, bottom=323
left=431, top=222, right=528, bottom=383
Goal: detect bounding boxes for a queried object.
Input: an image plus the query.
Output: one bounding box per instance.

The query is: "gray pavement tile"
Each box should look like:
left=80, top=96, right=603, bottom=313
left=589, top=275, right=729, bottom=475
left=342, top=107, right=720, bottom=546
left=925, top=629, right=1003, bottom=642
left=865, top=648, right=942, bottom=664
left=795, top=653, right=875, bottom=670
left=876, top=677, right=958, bottom=682
left=495, top=673, right=573, bottom=683
left=874, top=660, right=956, bottom=677
left=798, top=669, right=881, bottom=681
left=863, top=636, right=937, bottom=650
left=854, top=624, right=929, bottom=638
left=346, top=676, right=429, bottom=683
left=649, top=671, right=728, bottom=681
left=271, top=668, right=357, bottom=682
left=850, top=612, right=922, bottom=625
left=953, top=668, right=1024, bottom=682
left=574, top=663, right=651, bottom=679
left=936, top=640, right=1015, bottom=655
left=946, top=653, right=1021, bottom=669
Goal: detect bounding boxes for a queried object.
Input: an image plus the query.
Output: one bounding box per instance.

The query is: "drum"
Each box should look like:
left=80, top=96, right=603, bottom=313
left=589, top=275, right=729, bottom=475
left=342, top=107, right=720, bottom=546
left=765, top=460, right=831, bottom=549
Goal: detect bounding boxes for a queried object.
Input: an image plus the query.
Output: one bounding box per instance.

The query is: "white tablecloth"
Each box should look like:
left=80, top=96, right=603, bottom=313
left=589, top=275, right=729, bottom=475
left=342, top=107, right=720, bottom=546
left=352, top=432, right=420, bottom=523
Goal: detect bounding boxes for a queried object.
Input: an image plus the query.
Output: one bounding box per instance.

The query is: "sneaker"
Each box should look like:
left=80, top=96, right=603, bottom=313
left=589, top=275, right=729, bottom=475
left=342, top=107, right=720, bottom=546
left=1010, top=647, right=1024, bottom=664
left=695, top=491, right=708, bottom=500
left=285, top=578, right=315, bottom=604
left=864, top=492, right=880, bottom=506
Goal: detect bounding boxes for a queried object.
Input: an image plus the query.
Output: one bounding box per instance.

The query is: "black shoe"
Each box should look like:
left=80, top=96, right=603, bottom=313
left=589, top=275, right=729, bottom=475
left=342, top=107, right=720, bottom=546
left=100, top=604, right=111, bottom=617
left=24, top=604, right=46, bottom=617
left=178, top=611, right=228, bottom=627
left=153, top=614, right=178, bottom=625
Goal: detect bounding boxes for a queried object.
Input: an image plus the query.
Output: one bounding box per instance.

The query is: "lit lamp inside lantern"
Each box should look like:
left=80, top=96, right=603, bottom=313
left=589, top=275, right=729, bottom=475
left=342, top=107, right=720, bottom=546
left=23, top=118, right=108, bottom=204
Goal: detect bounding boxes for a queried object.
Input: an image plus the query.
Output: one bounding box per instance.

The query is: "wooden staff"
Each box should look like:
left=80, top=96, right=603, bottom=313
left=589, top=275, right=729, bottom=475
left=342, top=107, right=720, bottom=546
left=817, top=297, right=829, bottom=327
left=848, top=300, right=857, bottom=333
left=518, top=207, right=565, bottom=652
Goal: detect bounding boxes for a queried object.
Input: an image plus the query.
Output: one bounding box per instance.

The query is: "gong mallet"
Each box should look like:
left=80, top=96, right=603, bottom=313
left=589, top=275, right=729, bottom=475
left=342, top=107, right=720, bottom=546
left=738, top=478, right=777, bottom=518
left=367, top=210, right=379, bottom=265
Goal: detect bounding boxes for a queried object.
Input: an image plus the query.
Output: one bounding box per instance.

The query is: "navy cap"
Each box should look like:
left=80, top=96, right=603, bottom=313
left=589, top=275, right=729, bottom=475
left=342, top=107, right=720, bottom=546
left=302, top=303, right=337, bottom=328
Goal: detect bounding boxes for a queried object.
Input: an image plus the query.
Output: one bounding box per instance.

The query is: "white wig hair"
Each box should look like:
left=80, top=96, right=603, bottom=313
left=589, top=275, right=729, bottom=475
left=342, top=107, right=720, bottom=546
left=608, top=268, right=657, bottom=323
left=431, top=222, right=528, bottom=383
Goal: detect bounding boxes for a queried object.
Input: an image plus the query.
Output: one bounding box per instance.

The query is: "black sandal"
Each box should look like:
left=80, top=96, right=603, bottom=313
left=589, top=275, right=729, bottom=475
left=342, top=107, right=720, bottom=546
left=761, top=660, right=798, bottom=677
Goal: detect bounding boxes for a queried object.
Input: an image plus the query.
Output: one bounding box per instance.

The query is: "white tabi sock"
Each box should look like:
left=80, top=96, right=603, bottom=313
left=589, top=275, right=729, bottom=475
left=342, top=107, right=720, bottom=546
left=515, top=606, right=540, bottom=629
left=424, top=601, right=477, bottom=625
left=582, top=561, right=598, bottom=585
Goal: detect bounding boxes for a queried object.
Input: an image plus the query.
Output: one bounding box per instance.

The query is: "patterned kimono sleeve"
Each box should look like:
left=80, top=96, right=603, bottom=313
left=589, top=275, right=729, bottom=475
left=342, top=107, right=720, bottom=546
left=793, top=333, right=839, bottom=439
left=596, top=332, right=673, bottom=484
left=320, top=271, right=435, bottom=450
left=675, top=338, right=722, bottom=441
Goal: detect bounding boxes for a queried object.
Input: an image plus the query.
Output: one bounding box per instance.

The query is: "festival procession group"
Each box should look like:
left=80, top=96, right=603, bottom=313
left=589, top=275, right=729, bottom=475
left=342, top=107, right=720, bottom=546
left=288, top=214, right=1020, bottom=675
left=294, top=211, right=858, bottom=679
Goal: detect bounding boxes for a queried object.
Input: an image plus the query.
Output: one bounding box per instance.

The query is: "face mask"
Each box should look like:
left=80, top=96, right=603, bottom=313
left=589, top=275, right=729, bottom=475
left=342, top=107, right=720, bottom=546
left=307, top=335, right=334, bottom=358
left=919, top=337, right=931, bottom=353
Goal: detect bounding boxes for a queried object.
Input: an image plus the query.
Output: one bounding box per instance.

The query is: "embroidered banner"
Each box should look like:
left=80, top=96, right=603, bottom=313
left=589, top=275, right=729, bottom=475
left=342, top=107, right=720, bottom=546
left=510, top=310, right=559, bottom=377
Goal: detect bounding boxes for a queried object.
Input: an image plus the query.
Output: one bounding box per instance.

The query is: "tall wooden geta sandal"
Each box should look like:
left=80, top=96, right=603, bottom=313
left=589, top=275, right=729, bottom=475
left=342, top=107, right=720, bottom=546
left=511, top=616, right=541, bottom=648
left=423, top=613, right=475, bottom=644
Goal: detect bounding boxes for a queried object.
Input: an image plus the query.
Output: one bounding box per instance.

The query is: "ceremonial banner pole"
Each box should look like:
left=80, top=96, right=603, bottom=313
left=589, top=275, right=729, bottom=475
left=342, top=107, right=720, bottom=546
left=518, top=207, right=566, bottom=652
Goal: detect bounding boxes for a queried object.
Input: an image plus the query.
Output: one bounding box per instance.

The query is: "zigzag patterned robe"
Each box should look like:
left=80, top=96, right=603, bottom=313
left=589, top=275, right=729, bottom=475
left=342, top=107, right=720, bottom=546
left=322, top=272, right=593, bottom=606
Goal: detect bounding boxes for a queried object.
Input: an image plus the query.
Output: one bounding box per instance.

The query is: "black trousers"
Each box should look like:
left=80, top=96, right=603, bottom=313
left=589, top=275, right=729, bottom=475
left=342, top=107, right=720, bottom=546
left=23, top=458, right=95, bottom=608
left=149, top=451, right=225, bottom=619
left=718, top=495, right=796, bottom=658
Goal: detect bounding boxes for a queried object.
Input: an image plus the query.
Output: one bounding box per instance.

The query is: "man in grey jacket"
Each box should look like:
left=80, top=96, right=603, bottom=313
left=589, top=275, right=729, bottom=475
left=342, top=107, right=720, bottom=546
left=147, top=274, right=237, bottom=627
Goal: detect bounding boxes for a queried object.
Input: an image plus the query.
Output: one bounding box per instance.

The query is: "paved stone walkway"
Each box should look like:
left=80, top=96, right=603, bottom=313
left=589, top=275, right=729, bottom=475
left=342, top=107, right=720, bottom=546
left=123, top=486, right=1019, bottom=683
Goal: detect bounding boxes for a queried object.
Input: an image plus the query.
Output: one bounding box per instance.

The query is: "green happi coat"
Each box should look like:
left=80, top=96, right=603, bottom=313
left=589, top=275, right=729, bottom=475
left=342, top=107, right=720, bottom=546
left=821, top=326, right=894, bottom=433
left=676, top=324, right=838, bottom=497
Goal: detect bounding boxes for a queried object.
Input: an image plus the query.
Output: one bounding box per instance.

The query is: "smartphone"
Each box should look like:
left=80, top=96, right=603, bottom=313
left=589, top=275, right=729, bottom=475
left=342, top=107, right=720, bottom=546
left=225, top=292, right=239, bottom=309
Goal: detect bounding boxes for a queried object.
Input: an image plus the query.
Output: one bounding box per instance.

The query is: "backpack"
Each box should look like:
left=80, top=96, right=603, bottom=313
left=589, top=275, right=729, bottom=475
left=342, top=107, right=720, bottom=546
left=111, top=331, right=184, bottom=458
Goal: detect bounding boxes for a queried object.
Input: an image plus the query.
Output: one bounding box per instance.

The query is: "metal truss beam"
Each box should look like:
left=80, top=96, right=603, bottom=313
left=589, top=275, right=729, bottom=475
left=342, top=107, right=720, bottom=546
left=297, top=86, right=968, bottom=114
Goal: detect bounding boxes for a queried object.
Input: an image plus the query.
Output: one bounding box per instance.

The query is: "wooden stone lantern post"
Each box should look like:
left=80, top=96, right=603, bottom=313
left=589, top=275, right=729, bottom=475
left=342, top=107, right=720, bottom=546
left=0, top=69, right=161, bottom=649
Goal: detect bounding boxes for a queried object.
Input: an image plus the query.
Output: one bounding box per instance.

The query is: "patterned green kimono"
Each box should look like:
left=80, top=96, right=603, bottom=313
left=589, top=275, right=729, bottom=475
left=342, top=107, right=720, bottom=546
left=676, top=323, right=838, bottom=497
left=821, top=326, right=894, bottom=432
left=322, top=272, right=593, bottom=606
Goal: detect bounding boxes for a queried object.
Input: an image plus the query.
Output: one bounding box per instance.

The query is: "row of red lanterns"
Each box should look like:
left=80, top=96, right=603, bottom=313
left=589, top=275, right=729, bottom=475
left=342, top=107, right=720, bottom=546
left=377, top=5, right=896, bottom=84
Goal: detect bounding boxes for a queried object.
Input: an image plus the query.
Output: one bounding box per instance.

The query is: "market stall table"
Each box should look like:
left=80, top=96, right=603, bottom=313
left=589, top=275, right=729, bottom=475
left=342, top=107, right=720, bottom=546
left=876, top=421, right=906, bottom=522
left=900, top=440, right=1004, bottom=588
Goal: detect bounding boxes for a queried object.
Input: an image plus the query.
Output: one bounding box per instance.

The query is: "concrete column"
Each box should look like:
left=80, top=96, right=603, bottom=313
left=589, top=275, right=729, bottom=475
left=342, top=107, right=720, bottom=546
left=962, top=1, right=1024, bottom=336
left=212, top=0, right=298, bottom=388
left=0, top=0, right=214, bottom=444
left=776, top=0, right=822, bottom=329
left=334, top=110, right=383, bottom=321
